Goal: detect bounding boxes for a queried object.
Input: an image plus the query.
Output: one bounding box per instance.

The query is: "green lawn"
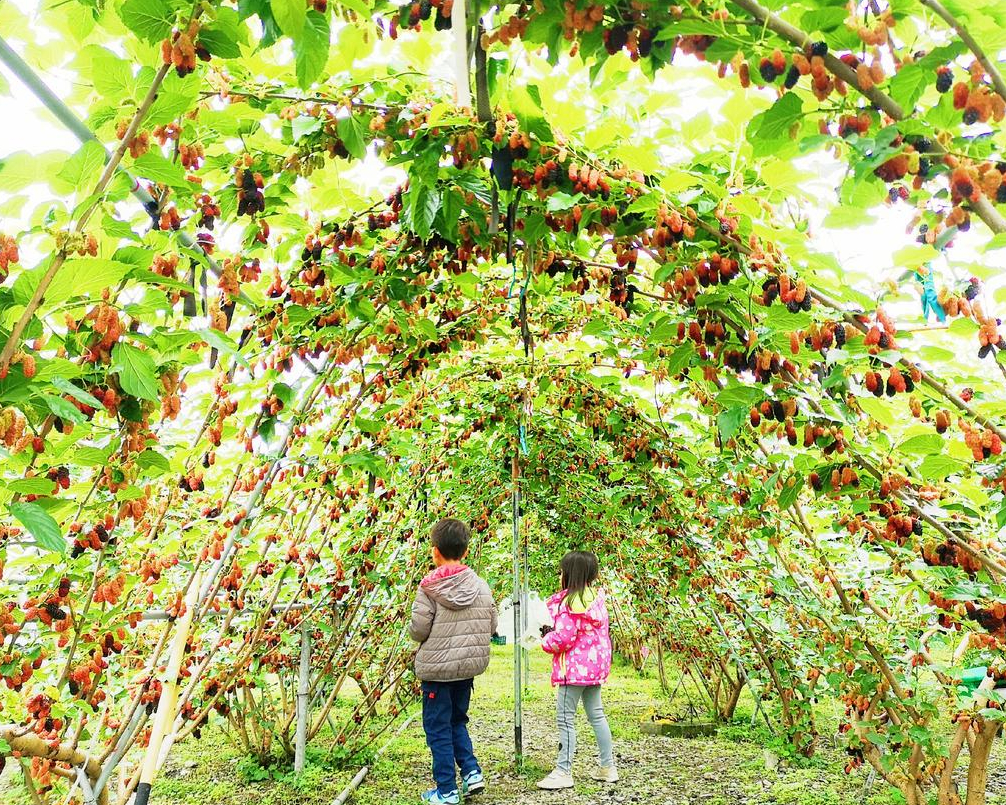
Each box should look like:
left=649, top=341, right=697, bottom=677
left=0, top=646, right=957, bottom=805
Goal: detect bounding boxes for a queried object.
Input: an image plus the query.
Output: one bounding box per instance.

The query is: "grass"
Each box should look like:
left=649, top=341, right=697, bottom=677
left=0, top=646, right=914, bottom=805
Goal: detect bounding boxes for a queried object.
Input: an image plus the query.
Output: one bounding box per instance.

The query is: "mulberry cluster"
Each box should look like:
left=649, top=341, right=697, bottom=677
left=236, top=167, right=265, bottom=217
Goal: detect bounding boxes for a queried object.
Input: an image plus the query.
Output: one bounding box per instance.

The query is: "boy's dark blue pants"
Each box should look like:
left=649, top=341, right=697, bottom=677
left=421, top=679, right=480, bottom=795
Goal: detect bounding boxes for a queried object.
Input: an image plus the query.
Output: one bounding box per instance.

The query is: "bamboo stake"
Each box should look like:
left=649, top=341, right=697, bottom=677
left=294, top=619, right=311, bottom=774
left=133, top=575, right=199, bottom=805
left=329, top=709, right=420, bottom=805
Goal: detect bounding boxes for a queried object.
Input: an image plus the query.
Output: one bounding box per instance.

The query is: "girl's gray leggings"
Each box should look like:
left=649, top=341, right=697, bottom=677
left=556, top=684, right=613, bottom=773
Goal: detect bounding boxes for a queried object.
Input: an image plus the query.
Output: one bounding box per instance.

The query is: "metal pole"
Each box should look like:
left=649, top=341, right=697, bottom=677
left=511, top=453, right=523, bottom=770
left=522, top=528, right=529, bottom=690
left=295, top=619, right=311, bottom=774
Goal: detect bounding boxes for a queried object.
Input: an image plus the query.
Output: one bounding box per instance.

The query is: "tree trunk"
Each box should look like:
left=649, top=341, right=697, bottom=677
left=656, top=642, right=669, bottom=693
left=720, top=677, right=745, bottom=720
left=964, top=720, right=1000, bottom=805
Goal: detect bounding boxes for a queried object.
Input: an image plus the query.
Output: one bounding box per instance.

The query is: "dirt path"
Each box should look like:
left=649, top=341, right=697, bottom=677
left=354, top=649, right=882, bottom=805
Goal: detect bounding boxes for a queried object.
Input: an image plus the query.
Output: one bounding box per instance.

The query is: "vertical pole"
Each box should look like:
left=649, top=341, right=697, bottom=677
left=295, top=619, right=311, bottom=774
left=522, top=530, right=529, bottom=690
left=451, top=0, right=472, bottom=109
left=133, top=576, right=199, bottom=805
left=511, top=453, right=523, bottom=770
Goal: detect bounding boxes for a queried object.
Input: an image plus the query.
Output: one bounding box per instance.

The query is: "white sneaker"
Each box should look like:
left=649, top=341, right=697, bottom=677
left=591, top=765, right=619, bottom=783
left=537, top=769, right=575, bottom=790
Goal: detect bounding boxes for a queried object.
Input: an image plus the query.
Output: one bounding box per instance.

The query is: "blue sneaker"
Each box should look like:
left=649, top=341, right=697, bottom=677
left=462, top=769, right=485, bottom=795
left=420, top=789, right=459, bottom=804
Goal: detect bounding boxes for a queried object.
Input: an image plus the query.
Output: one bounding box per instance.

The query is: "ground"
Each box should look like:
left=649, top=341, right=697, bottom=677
left=4, top=645, right=945, bottom=805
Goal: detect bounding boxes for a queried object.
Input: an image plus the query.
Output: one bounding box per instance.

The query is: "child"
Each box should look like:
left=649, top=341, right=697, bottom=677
left=409, top=518, right=498, bottom=805
left=536, top=550, right=616, bottom=790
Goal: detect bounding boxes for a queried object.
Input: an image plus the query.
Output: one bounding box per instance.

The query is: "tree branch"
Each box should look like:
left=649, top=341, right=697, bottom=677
left=729, top=0, right=1006, bottom=235
left=919, top=0, right=1006, bottom=102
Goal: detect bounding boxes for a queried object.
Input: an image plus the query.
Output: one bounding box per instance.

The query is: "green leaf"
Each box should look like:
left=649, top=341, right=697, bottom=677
left=857, top=397, right=894, bottom=428
left=666, top=343, right=695, bottom=375
left=132, top=152, right=189, bottom=188
left=53, top=141, right=106, bottom=194
left=74, top=446, right=113, bottom=466
left=801, top=7, right=847, bottom=32
left=510, top=84, right=553, bottom=143
left=625, top=193, right=661, bottom=214
left=897, top=434, right=944, bottom=456
left=294, top=10, right=329, bottom=88
left=115, top=485, right=145, bottom=501
left=778, top=475, right=804, bottom=509
left=146, top=72, right=199, bottom=126
left=0, top=151, right=68, bottom=191
left=888, top=62, right=928, bottom=111
left=50, top=378, right=104, bottom=410
left=336, top=115, right=367, bottom=160
left=42, top=394, right=87, bottom=425
left=271, top=0, right=306, bottom=37
left=292, top=115, right=322, bottom=142
left=748, top=93, right=802, bottom=149
left=137, top=449, right=171, bottom=475
left=717, top=407, right=747, bottom=443
left=920, top=454, right=967, bottom=481
left=581, top=318, right=608, bottom=337
left=415, top=318, right=438, bottom=341
left=91, top=49, right=137, bottom=100
left=716, top=384, right=764, bottom=411
left=410, top=184, right=441, bottom=242
left=6, top=478, right=57, bottom=496
left=119, top=0, right=175, bottom=42
left=199, top=329, right=249, bottom=367
left=355, top=416, right=384, bottom=435
left=199, top=8, right=246, bottom=58
left=45, top=260, right=131, bottom=308
left=110, top=343, right=160, bottom=401
left=9, top=502, right=65, bottom=554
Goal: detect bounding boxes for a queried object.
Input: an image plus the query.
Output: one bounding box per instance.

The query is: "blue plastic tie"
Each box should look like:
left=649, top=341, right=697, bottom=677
left=519, top=422, right=529, bottom=456
left=917, top=265, right=946, bottom=323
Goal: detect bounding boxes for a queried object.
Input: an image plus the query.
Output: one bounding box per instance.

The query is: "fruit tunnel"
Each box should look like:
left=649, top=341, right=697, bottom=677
left=2, top=1, right=1006, bottom=804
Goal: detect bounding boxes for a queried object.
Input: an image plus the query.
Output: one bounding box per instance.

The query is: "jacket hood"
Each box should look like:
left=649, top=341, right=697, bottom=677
left=421, top=565, right=481, bottom=610
left=548, top=588, right=606, bottom=627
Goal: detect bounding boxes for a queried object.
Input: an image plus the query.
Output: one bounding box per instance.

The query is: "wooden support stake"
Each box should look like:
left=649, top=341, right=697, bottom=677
left=133, top=576, right=199, bottom=805
left=295, top=619, right=311, bottom=774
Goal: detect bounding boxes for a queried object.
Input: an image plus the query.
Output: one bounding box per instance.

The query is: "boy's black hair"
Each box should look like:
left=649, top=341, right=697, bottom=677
left=431, top=518, right=470, bottom=560
left=560, top=550, right=599, bottom=602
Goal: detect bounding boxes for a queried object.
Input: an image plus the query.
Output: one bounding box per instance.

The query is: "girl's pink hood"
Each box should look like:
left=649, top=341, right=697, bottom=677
left=546, top=589, right=607, bottom=625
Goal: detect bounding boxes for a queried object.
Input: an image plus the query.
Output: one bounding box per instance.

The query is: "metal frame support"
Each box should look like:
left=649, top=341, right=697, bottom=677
left=511, top=452, right=523, bottom=770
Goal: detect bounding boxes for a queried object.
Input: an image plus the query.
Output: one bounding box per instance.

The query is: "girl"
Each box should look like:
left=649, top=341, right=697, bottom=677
left=536, top=550, right=617, bottom=790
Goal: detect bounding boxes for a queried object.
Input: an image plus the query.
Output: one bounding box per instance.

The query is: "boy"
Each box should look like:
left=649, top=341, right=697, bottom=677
left=410, top=518, right=497, bottom=805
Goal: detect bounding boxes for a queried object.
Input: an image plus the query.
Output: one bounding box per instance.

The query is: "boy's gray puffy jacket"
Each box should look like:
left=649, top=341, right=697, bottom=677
left=409, top=565, right=498, bottom=682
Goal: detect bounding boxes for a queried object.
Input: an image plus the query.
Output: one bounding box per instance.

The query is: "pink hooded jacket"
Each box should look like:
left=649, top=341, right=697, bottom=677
left=541, top=588, right=612, bottom=687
